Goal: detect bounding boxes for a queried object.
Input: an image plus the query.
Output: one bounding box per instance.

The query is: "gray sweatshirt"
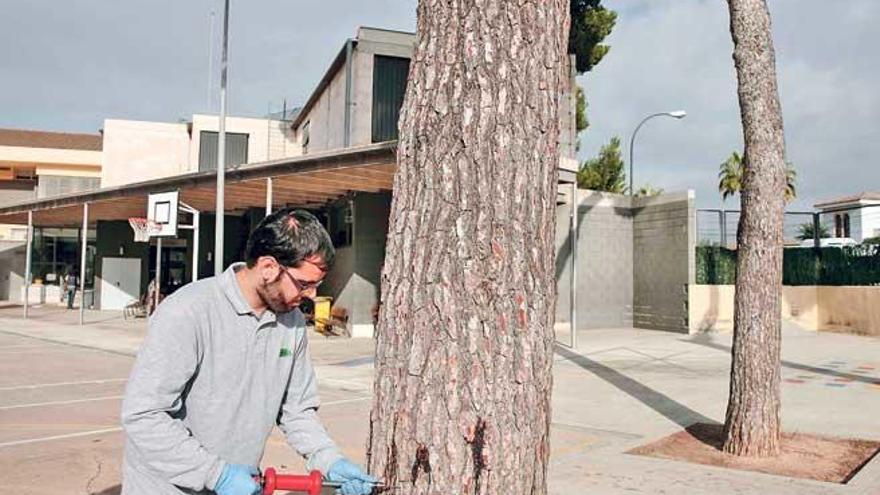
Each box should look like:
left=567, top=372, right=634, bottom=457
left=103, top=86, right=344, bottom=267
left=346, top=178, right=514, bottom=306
left=121, top=263, right=342, bottom=494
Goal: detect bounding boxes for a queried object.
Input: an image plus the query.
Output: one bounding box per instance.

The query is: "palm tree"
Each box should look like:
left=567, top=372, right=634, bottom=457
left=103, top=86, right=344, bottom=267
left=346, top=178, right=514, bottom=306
left=797, top=221, right=828, bottom=240
left=718, top=152, right=743, bottom=201
left=718, top=151, right=796, bottom=202
left=635, top=184, right=665, bottom=197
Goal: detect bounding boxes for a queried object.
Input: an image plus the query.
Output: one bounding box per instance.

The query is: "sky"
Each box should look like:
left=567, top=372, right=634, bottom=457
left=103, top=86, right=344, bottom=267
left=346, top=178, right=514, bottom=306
left=1, top=0, right=877, bottom=209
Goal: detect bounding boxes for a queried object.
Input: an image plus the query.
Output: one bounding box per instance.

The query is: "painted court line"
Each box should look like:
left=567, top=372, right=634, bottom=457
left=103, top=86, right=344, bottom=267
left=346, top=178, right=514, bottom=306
left=0, top=427, right=122, bottom=449
left=0, top=348, right=97, bottom=355
left=0, top=378, right=128, bottom=392
left=0, top=344, right=64, bottom=350
left=0, top=395, right=124, bottom=410
left=0, top=398, right=370, bottom=448
left=322, top=396, right=372, bottom=406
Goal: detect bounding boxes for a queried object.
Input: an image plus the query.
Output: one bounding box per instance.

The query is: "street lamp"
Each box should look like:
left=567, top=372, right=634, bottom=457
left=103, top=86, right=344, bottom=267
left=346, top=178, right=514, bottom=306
left=628, top=110, right=686, bottom=196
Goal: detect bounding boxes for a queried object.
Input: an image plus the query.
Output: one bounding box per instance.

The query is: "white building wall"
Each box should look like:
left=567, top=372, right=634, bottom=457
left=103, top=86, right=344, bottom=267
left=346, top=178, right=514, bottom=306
left=101, top=119, right=190, bottom=188
left=860, top=202, right=880, bottom=240
left=818, top=202, right=880, bottom=242
left=189, top=114, right=299, bottom=169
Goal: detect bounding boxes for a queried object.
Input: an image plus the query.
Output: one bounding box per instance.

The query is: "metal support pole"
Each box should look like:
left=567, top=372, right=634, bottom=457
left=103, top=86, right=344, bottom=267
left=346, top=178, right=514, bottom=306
left=266, top=177, right=273, bottom=216
left=193, top=211, right=200, bottom=282
left=719, top=209, right=727, bottom=247
left=23, top=211, right=33, bottom=319
left=813, top=212, right=821, bottom=250
left=570, top=181, right=578, bottom=349
left=214, top=0, right=230, bottom=276
left=156, top=237, right=163, bottom=310
left=79, top=203, right=88, bottom=325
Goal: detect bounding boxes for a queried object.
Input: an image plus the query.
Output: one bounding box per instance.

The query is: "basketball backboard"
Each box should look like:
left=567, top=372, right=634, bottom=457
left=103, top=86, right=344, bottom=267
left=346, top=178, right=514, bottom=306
left=147, top=191, right=179, bottom=237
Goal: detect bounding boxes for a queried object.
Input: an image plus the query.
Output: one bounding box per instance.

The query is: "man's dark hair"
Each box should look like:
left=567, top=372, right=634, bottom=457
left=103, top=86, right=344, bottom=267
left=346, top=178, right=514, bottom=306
left=245, top=208, right=335, bottom=269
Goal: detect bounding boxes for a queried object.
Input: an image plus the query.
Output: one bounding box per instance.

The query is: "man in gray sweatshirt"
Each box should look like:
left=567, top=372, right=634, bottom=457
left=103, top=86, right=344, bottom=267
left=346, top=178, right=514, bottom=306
left=121, top=208, right=375, bottom=495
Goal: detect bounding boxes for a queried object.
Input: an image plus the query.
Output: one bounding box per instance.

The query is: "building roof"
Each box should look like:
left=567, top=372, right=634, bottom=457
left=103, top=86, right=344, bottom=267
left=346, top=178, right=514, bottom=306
left=814, top=191, right=880, bottom=209
left=0, top=128, right=102, bottom=151
left=0, top=142, right=396, bottom=227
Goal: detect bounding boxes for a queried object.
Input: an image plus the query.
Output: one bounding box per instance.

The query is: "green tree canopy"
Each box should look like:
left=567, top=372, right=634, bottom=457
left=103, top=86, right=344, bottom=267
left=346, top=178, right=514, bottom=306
left=577, top=136, right=626, bottom=193
left=569, top=0, right=618, bottom=74
left=570, top=0, right=616, bottom=148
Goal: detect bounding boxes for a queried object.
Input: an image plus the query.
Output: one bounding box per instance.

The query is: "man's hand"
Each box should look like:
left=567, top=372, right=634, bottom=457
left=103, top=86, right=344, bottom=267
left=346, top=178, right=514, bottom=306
left=214, top=464, right=261, bottom=495
left=327, top=458, right=377, bottom=495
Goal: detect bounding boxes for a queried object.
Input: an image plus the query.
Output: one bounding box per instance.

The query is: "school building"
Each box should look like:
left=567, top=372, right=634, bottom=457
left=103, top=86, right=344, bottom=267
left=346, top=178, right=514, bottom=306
left=0, top=26, right=699, bottom=338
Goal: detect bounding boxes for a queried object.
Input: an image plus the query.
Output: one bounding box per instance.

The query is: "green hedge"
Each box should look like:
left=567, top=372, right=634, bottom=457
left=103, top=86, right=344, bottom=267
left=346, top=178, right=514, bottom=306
left=696, top=245, right=880, bottom=286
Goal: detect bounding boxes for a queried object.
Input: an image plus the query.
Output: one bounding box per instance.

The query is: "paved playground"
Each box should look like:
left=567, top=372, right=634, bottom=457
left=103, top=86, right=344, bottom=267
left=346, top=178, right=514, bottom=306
left=0, top=305, right=878, bottom=494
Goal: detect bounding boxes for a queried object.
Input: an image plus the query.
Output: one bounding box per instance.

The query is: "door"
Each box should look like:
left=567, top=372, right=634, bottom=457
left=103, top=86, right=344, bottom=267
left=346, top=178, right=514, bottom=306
left=101, top=257, right=141, bottom=310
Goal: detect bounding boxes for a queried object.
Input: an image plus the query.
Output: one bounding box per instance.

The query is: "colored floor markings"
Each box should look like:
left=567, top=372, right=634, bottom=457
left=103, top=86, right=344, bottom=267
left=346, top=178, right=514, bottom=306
left=825, top=383, right=847, bottom=388
left=796, top=375, right=816, bottom=380
left=851, top=370, right=871, bottom=374
left=784, top=379, right=806, bottom=384
left=856, top=365, right=876, bottom=370
left=833, top=377, right=854, bottom=382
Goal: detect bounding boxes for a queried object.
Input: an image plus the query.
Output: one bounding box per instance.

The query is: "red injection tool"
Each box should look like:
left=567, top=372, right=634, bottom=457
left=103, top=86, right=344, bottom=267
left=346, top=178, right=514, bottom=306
left=258, top=468, right=386, bottom=495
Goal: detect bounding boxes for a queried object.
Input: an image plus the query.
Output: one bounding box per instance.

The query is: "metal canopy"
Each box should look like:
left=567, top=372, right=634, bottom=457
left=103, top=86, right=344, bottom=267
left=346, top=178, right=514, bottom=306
left=0, top=142, right=396, bottom=227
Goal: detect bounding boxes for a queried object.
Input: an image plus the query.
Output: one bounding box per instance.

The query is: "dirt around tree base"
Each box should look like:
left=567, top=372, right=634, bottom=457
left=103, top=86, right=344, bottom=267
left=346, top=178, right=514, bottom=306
left=628, top=423, right=880, bottom=484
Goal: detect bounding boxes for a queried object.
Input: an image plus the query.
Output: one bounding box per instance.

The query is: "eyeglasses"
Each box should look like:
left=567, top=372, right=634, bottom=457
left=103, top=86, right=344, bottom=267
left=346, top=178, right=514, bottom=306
left=280, top=268, right=323, bottom=292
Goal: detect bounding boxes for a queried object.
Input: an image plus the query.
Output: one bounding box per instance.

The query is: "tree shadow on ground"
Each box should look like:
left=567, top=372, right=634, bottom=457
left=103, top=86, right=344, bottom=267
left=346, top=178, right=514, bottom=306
left=554, top=344, right=717, bottom=430
left=683, top=335, right=880, bottom=385
left=91, top=485, right=120, bottom=495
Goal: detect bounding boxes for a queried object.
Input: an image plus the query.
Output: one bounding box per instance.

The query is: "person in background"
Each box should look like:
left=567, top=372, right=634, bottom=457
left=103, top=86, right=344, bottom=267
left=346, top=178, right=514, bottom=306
left=65, top=269, right=77, bottom=310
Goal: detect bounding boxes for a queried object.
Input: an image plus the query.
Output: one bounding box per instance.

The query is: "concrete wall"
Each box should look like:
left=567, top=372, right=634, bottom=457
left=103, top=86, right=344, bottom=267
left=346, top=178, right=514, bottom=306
left=101, top=119, right=191, bottom=187
left=299, top=61, right=349, bottom=153
left=816, top=286, right=880, bottom=336
left=556, top=190, right=634, bottom=329
left=631, top=191, right=695, bottom=332
left=689, top=284, right=879, bottom=336
left=350, top=28, right=415, bottom=147
left=296, top=27, right=415, bottom=154
left=554, top=189, right=695, bottom=332
left=189, top=114, right=299, bottom=166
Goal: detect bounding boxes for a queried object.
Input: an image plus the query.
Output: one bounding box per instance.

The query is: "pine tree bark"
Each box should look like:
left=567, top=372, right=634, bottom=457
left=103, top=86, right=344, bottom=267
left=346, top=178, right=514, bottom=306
left=367, top=2, right=569, bottom=494
left=722, top=0, right=787, bottom=457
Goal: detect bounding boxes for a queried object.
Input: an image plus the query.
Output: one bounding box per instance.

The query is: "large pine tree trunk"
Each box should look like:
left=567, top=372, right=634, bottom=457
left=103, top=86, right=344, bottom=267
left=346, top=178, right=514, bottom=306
left=367, top=2, right=569, bottom=494
left=722, top=0, right=787, bottom=457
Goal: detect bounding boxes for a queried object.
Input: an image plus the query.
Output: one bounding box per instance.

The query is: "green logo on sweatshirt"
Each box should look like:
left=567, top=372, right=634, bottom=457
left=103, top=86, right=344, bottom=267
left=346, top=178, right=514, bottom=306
left=279, top=348, right=292, bottom=357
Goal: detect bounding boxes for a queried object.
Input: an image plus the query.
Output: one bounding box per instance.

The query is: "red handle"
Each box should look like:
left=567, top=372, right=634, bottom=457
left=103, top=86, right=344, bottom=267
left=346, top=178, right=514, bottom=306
left=261, top=468, right=323, bottom=495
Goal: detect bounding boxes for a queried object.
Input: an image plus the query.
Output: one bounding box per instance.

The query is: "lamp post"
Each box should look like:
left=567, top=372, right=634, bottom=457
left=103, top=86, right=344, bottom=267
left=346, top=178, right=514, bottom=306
left=628, top=110, right=686, bottom=196
left=214, top=0, right=230, bottom=275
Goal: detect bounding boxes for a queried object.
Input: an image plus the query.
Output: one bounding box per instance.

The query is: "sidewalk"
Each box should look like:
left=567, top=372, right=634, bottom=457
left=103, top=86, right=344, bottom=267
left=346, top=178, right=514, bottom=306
left=1, top=305, right=878, bottom=494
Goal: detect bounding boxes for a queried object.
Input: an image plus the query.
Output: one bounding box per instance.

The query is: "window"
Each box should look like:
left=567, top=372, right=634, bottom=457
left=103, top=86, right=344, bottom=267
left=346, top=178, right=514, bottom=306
left=834, top=214, right=842, bottom=237
left=371, top=55, right=410, bottom=143
left=36, top=175, right=99, bottom=199
left=843, top=213, right=851, bottom=238
left=198, top=131, right=249, bottom=171
left=301, top=121, right=310, bottom=154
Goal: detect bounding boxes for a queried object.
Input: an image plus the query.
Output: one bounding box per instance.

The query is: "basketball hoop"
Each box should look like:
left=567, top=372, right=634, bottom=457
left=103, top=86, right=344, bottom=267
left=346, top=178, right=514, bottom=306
left=128, top=217, right=162, bottom=242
